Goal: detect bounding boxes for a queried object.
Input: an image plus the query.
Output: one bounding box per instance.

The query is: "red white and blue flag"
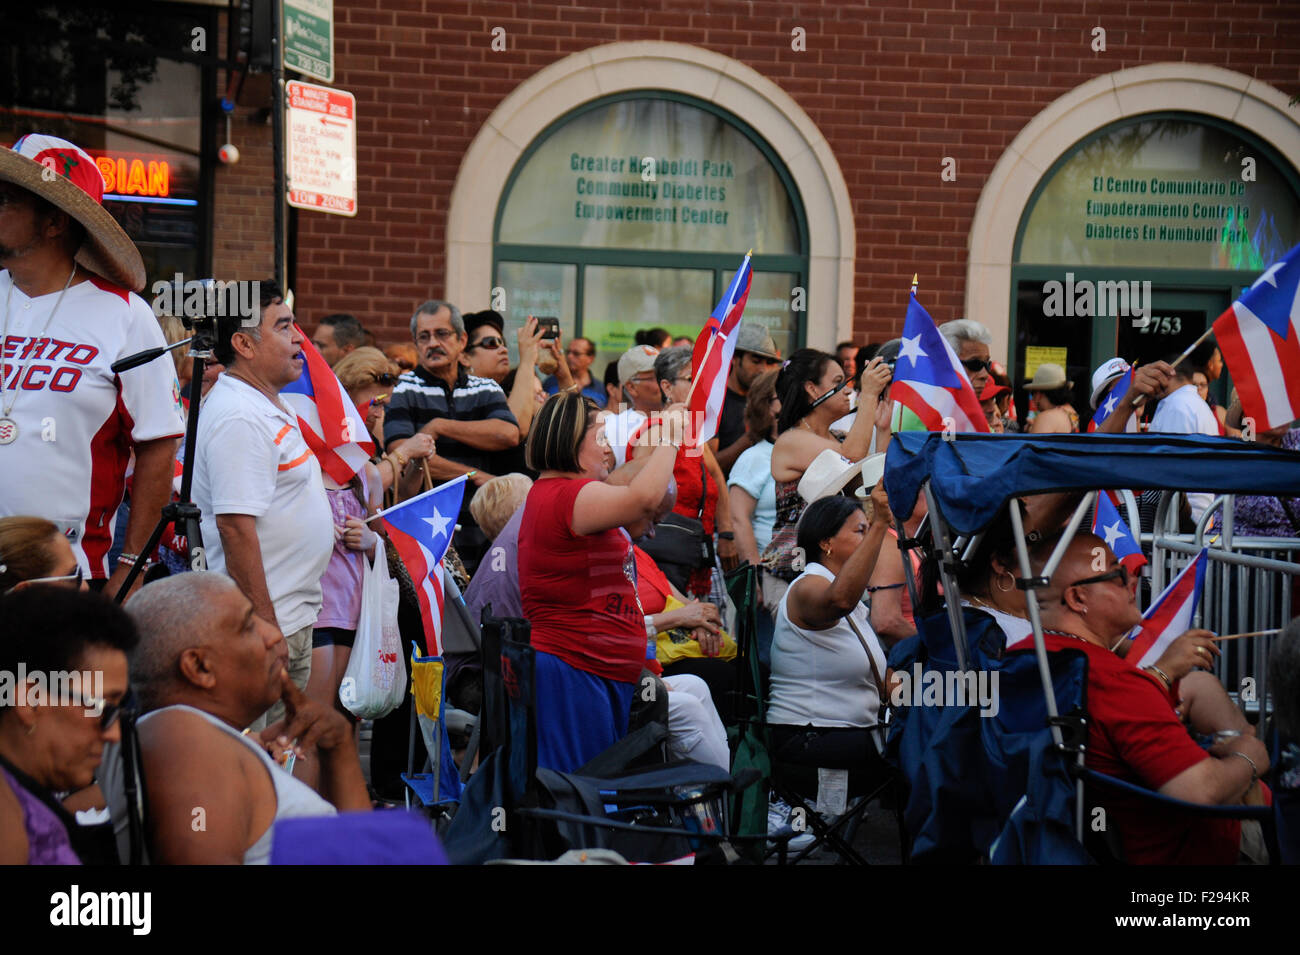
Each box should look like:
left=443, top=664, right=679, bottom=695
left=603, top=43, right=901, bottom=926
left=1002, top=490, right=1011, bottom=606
left=280, top=325, right=375, bottom=484
left=278, top=328, right=371, bottom=485
left=688, top=251, right=753, bottom=448
left=1128, top=547, right=1207, bottom=670
left=1092, top=491, right=1147, bottom=574
left=892, top=292, right=990, bottom=433
left=378, top=475, right=468, bottom=656
left=1087, top=365, right=1136, bottom=433
left=1213, top=243, right=1300, bottom=432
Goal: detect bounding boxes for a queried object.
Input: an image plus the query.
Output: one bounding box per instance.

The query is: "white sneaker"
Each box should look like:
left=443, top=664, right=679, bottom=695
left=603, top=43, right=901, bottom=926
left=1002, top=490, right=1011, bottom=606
left=767, top=797, right=816, bottom=851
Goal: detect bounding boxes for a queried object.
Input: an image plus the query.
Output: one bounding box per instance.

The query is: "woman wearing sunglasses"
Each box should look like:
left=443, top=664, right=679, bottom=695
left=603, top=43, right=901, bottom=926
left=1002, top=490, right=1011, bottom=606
left=0, top=516, right=89, bottom=593
left=0, top=587, right=135, bottom=864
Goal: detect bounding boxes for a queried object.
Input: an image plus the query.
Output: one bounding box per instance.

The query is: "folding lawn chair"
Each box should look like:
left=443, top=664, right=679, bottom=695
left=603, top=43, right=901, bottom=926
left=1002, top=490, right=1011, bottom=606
left=441, top=607, right=761, bottom=864
left=884, top=430, right=1299, bottom=863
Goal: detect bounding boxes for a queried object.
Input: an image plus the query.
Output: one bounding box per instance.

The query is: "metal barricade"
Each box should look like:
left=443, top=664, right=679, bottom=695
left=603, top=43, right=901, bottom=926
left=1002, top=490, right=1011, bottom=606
left=1146, top=491, right=1300, bottom=717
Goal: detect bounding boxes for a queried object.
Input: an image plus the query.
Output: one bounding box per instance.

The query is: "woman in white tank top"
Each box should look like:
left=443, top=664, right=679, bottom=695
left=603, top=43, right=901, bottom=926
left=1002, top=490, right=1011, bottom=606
left=767, top=489, right=895, bottom=793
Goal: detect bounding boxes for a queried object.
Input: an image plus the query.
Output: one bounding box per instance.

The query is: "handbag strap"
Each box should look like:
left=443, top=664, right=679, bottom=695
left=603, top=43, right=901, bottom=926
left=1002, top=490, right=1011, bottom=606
left=696, top=455, right=706, bottom=520
left=845, top=613, right=888, bottom=705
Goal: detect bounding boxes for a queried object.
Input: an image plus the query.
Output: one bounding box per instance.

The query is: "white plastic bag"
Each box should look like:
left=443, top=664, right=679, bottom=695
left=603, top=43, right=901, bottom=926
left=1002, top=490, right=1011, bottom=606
left=339, top=538, right=405, bottom=720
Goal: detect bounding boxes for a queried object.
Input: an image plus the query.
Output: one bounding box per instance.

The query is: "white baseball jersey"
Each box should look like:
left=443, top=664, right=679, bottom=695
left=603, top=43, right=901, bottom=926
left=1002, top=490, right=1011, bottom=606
left=0, top=271, right=184, bottom=577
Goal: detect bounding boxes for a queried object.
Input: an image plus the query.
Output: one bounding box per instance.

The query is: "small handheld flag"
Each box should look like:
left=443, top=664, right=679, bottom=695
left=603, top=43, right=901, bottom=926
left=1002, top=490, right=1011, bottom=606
left=376, top=475, right=468, bottom=655
left=1088, top=365, right=1136, bottom=433
left=1213, top=243, right=1300, bottom=431
left=280, top=326, right=376, bottom=483
left=1128, top=548, right=1208, bottom=670
left=1091, top=491, right=1147, bottom=574
left=891, top=292, right=991, bottom=433
left=687, top=251, right=753, bottom=447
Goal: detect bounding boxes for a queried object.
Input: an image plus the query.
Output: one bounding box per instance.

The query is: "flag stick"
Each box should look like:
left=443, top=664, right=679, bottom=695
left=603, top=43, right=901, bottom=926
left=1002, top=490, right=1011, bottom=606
left=1212, top=628, right=1282, bottom=642
left=684, top=249, right=752, bottom=409
left=1131, top=326, right=1216, bottom=408
left=362, top=471, right=473, bottom=523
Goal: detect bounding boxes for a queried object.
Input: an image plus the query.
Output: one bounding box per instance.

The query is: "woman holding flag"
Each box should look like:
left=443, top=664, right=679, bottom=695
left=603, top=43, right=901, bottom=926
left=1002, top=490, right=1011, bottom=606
left=517, top=391, right=689, bottom=772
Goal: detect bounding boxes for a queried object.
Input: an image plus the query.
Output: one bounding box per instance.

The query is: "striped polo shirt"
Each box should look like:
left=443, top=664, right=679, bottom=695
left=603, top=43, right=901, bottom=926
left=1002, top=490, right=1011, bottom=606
left=383, top=364, right=519, bottom=486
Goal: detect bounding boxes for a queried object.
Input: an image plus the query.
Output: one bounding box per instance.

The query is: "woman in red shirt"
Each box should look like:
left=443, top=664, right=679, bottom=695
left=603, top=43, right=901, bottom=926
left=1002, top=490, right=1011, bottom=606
left=517, top=392, right=686, bottom=772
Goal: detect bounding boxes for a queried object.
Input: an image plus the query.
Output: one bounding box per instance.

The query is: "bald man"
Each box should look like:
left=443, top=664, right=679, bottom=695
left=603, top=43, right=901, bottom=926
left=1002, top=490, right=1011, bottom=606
left=126, top=573, right=370, bottom=864
left=1029, top=533, right=1269, bottom=864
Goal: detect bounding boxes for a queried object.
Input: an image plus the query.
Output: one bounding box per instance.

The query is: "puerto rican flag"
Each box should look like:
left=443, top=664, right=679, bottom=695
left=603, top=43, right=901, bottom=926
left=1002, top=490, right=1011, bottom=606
left=1213, top=243, right=1300, bottom=432
left=1087, top=366, right=1136, bottom=432
left=688, top=251, right=753, bottom=448
left=1128, top=548, right=1207, bottom=670
left=892, top=292, right=990, bottom=433
left=280, top=326, right=375, bottom=484
left=1092, top=491, right=1147, bottom=573
left=378, top=475, right=467, bottom=655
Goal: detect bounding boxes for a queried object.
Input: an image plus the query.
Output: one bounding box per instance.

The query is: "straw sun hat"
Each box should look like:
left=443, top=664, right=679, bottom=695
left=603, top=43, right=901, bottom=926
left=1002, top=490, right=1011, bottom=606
left=0, top=134, right=146, bottom=291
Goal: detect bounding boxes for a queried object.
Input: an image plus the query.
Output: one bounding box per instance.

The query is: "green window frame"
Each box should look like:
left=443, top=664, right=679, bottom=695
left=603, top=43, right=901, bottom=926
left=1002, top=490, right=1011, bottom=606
left=492, top=90, right=810, bottom=353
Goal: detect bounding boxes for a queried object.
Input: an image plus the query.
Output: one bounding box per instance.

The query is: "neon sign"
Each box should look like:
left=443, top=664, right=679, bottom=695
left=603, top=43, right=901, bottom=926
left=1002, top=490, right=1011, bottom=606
left=94, top=156, right=170, bottom=198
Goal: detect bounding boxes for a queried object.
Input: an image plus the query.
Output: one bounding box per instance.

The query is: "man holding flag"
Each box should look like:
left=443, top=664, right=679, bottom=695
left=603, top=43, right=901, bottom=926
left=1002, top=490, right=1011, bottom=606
left=193, top=281, right=336, bottom=727
left=1032, top=532, right=1270, bottom=864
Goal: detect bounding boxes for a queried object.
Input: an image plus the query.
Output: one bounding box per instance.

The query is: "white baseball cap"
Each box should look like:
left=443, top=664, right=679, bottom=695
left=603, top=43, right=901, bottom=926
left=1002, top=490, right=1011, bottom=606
left=1089, top=358, right=1130, bottom=409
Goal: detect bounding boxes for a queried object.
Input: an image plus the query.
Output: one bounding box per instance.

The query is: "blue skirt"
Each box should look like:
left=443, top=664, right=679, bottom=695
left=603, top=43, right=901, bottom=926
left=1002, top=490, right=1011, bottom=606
left=533, top=650, right=635, bottom=773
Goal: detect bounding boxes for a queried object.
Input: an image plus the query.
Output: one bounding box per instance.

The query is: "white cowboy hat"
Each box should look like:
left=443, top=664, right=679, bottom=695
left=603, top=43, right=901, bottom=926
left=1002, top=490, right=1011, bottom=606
left=853, top=453, right=888, bottom=500
left=798, top=448, right=862, bottom=504
left=0, top=134, right=145, bottom=291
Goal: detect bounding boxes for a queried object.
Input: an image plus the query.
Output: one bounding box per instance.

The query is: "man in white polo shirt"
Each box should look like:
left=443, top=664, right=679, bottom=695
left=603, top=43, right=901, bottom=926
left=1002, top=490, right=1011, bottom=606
left=192, top=281, right=334, bottom=725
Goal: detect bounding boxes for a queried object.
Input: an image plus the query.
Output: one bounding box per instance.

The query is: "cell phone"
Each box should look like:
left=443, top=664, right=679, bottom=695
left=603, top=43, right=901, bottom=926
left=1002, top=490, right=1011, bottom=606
left=535, top=316, right=560, bottom=340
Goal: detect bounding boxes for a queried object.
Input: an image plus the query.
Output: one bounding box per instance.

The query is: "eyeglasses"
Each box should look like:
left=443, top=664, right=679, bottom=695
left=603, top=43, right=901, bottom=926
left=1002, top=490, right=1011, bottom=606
left=63, top=691, right=124, bottom=731
left=466, top=336, right=505, bottom=351
left=566, top=347, right=593, bottom=358
left=369, top=372, right=397, bottom=385
left=672, top=376, right=692, bottom=385
left=416, top=328, right=459, bottom=343
left=629, top=374, right=657, bottom=385
left=1061, top=565, right=1129, bottom=603
left=6, top=566, right=84, bottom=593
left=962, top=358, right=993, bottom=374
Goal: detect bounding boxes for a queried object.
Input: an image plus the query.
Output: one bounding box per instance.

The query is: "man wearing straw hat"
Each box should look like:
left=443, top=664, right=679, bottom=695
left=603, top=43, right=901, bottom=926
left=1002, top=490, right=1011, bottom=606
left=0, top=135, right=182, bottom=597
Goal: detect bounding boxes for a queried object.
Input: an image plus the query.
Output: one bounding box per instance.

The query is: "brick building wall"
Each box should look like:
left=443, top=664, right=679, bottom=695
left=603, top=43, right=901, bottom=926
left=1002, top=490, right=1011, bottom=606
left=213, top=0, right=1300, bottom=348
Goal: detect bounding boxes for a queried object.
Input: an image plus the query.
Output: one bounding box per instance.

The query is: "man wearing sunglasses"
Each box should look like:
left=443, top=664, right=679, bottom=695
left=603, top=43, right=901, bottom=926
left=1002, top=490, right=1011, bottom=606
left=938, top=319, right=994, bottom=396
left=1031, top=532, right=1270, bottom=864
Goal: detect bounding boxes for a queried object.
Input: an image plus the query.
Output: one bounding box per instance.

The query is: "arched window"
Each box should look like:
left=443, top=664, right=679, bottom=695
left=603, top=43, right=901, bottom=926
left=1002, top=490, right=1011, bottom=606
left=493, top=92, right=809, bottom=364
left=1009, top=112, right=1300, bottom=411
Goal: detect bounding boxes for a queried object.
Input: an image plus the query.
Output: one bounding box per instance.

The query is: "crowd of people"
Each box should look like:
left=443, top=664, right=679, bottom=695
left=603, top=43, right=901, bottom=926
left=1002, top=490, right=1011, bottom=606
left=2, top=135, right=1298, bottom=866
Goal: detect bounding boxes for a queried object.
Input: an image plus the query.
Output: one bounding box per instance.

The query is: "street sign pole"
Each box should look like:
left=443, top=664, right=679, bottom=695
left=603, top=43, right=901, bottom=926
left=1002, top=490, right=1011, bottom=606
left=271, top=0, right=287, bottom=292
